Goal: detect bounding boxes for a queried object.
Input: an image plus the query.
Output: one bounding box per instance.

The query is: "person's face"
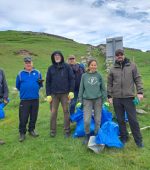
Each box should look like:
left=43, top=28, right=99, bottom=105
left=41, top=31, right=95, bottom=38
left=54, top=54, right=61, bottom=63
left=24, top=61, right=33, bottom=71
left=68, top=57, right=76, bottom=65
left=115, top=53, right=125, bottom=62
left=89, top=61, right=97, bottom=72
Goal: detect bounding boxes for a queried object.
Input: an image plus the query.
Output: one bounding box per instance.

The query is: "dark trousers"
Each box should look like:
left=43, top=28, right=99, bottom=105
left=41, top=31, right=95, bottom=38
left=50, top=94, right=70, bottom=134
left=113, top=98, right=142, bottom=144
left=19, top=99, right=39, bottom=134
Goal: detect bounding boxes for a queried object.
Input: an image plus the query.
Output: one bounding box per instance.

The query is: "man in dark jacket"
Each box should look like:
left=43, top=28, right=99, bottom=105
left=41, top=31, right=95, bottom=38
left=107, top=49, right=144, bottom=147
left=67, top=55, right=85, bottom=114
left=16, top=57, right=43, bottom=142
left=46, top=51, right=75, bottom=137
left=0, top=69, right=9, bottom=145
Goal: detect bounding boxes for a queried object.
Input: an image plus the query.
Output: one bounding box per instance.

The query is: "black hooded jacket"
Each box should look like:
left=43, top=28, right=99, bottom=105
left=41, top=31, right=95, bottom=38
left=46, top=51, right=75, bottom=95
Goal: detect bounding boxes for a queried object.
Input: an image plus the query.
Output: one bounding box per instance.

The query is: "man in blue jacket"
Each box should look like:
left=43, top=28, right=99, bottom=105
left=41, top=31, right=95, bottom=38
left=16, top=57, right=43, bottom=142
left=0, top=69, right=9, bottom=145
left=46, top=51, right=75, bottom=138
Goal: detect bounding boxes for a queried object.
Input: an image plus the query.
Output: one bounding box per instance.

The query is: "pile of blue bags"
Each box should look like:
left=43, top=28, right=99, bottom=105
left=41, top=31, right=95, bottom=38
left=70, top=105, right=124, bottom=148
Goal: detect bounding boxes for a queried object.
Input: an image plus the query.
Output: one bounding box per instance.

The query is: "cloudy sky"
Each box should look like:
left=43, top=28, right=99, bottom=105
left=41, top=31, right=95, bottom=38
left=0, top=0, right=150, bottom=51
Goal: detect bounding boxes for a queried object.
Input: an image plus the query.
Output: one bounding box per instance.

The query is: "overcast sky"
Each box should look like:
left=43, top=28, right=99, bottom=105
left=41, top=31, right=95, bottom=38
left=0, top=0, right=150, bottom=51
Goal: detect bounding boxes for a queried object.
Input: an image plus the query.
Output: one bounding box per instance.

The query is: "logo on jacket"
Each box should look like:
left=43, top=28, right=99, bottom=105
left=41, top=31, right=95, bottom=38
left=33, top=73, right=36, bottom=76
left=88, top=77, right=98, bottom=85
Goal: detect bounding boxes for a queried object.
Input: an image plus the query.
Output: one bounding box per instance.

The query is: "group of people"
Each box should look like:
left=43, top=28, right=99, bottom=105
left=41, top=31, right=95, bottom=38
left=0, top=49, right=144, bottom=148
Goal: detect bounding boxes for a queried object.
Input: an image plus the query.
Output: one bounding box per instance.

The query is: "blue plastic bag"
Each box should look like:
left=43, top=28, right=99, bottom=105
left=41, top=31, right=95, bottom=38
left=70, top=108, right=83, bottom=122
left=71, top=108, right=95, bottom=138
left=0, top=103, right=5, bottom=119
left=73, top=118, right=95, bottom=138
left=95, top=121, right=124, bottom=148
left=101, top=106, right=113, bottom=126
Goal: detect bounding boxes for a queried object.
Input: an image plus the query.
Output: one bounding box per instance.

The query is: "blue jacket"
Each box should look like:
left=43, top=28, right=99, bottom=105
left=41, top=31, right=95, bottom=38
left=16, top=69, right=43, bottom=100
left=46, top=51, right=75, bottom=95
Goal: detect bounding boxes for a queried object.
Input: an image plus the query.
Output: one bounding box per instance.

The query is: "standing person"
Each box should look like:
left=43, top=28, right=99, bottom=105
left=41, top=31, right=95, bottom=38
left=107, top=49, right=144, bottom=147
left=78, top=59, right=106, bottom=144
left=0, top=69, right=9, bottom=145
left=67, top=55, right=85, bottom=115
left=46, top=51, right=75, bottom=138
left=16, top=57, right=43, bottom=142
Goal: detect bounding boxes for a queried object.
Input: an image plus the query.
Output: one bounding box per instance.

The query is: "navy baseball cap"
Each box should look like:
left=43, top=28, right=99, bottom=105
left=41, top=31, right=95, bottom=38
left=24, top=57, right=32, bottom=62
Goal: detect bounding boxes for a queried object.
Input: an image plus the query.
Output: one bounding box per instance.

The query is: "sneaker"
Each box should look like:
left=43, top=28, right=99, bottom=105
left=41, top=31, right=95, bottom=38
left=50, top=132, right=56, bottom=137
left=19, top=134, right=25, bottom=142
left=29, top=130, right=39, bottom=137
left=0, top=140, right=5, bottom=145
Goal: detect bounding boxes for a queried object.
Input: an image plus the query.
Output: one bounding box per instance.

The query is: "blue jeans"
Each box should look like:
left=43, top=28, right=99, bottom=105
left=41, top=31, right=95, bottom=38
left=69, top=91, right=78, bottom=115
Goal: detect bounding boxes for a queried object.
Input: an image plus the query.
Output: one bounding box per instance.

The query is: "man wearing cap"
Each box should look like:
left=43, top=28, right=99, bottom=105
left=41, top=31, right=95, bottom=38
left=0, top=68, right=9, bottom=145
left=107, top=49, right=144, bottom=147
left=46, top=51, right=75, bottom=138
left=67, top=55, right=85, bottom=114
left=16, top=57, right=43, bottom=142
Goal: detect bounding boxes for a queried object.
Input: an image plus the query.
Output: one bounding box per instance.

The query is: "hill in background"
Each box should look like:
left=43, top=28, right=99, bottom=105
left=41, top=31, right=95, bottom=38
left=0, top=30, right=150, bottom=170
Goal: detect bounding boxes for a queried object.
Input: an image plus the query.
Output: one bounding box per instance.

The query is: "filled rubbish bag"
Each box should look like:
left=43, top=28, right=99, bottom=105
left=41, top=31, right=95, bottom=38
left=72, top=117, right=95, bottom=138
left=101, top=106, right=112, bottom=126
left=95, top=121, right=124, bottom=148
left=71, top=106, right=113, bottom=138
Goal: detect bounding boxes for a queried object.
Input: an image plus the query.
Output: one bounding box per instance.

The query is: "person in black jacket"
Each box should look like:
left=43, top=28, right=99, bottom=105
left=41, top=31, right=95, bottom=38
left=0, top=69, right=9, bottom=145
left=46, top=51, right=75, bottom=137
left=67, top=55, right=85, bottom=114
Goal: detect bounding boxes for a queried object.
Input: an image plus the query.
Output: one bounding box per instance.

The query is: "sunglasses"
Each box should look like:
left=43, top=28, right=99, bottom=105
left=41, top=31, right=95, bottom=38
left=69, top=58, right=75, bottom=60
left=116, top=53, right=123, bottom=56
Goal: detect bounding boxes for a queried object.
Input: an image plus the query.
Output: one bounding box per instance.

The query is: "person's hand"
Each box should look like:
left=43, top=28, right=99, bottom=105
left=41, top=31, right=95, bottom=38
left=46, top=96, right=52, bottom=103
left=4, top=99, right=8, bottom=104
left=68, top=92, right=74, bottom=100
left=108, top=98, right=113, bottom=104
left=103, top=102, right=110, bottom=108
left=137, top=94, right=144, bottom=101
left=76, top=102, right=82, bottom=108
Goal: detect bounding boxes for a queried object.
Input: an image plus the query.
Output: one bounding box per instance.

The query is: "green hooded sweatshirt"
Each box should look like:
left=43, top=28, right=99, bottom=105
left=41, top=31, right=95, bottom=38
left=78, top=71, right=106, bottom=103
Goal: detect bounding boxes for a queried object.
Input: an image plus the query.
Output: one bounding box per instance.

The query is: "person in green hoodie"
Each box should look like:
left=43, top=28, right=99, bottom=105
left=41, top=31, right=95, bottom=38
left=78, top=59, right=106, bottom=144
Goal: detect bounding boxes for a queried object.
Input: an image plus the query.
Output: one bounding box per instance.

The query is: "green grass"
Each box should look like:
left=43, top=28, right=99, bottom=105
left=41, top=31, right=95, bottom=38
left=0, top=30, right=150, bottom=170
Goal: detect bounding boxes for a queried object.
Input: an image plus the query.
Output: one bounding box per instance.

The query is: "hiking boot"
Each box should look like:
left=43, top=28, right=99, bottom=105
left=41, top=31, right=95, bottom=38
left=0, top=140, right=5, bottom=145
left=50, top=132, right=56, bottom=137
left=82, top=134, right=90, bottom=145
left=29, top=130, right=39, bottom=137
left=19, top=134, right=25, bottom=142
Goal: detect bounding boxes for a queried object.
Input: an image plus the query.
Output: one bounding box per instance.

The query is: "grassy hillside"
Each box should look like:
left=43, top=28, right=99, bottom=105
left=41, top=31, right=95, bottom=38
left=0, top=31, right=150, bottom=170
